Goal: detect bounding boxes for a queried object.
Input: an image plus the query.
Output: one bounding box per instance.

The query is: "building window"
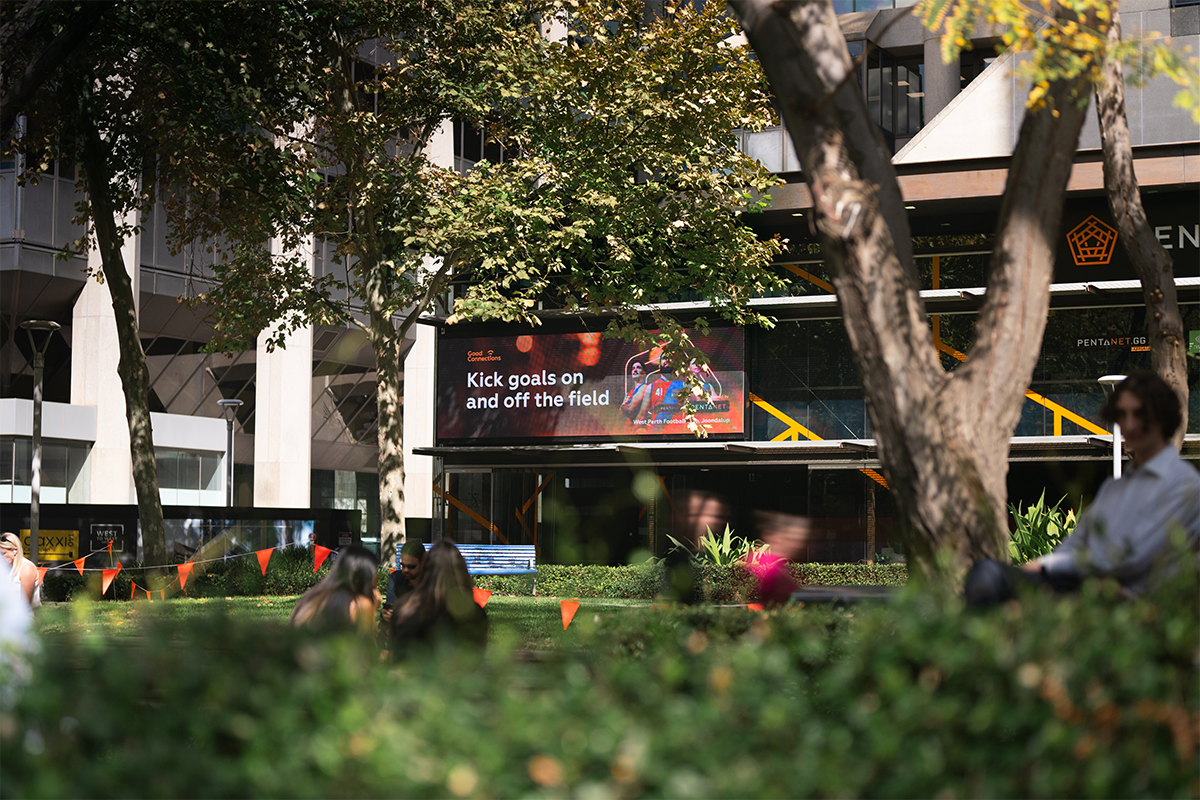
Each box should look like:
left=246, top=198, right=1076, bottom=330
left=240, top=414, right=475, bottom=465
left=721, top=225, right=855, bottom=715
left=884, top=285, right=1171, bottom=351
left=452, top=120, right=510, bottom=174
left=155, top=448, right=223, bottom=506
left=0, top=437, right=90, bottom=504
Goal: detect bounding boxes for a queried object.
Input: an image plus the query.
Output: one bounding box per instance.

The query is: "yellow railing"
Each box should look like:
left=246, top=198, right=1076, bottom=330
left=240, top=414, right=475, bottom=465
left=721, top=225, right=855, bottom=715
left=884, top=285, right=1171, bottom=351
left=779, top=256, right=1110, bottom=440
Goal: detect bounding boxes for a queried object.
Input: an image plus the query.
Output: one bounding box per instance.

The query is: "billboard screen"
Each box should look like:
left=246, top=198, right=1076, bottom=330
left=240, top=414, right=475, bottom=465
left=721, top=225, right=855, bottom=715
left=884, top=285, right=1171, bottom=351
left=436, top=328, right=745, bottom=440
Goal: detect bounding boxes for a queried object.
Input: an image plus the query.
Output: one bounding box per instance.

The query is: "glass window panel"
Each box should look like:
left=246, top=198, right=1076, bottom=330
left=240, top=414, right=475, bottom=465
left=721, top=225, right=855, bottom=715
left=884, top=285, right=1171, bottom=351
left=42, top=443, right=68, bottom=487
left=157, top=450, right=180, bottom=490
left=201, top=453, right=222, bottom=492
left=0, top=438, right=12, bottom=484
left=13, top=439, right=30, bottom=486
left=179, top=451, right=200, bottom=492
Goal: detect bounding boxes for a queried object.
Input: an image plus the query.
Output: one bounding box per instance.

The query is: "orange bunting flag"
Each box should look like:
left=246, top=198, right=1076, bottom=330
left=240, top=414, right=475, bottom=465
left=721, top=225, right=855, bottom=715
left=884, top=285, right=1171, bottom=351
left=131, top=582, right=137, bottom=600
left=36, top=566, right=48, bottom=586
left=73, top=557, right=86, bottom=575
left=101, top=566, right=121, bottom=595
left=106, top=540, right=113, bottom=555
left=473, top=587, right=492, bottom=608
left=161, top=590, right=165, bottom=601
left=177, top=562, right=194, bottom=590
left=313, top=545, right=333, bottom=573
left=145, top=589, right=152, bottom=601
left=256, top=548, right=274, bottom=576
left=561, top=599, right=581, bottom=630
left=747, top=603, right=765, bottom=612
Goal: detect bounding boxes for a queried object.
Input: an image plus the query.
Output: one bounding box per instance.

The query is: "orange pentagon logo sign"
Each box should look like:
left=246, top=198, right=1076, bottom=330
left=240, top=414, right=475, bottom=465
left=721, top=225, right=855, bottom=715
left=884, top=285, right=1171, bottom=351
left=1066, top=215, right=1119, bottom=266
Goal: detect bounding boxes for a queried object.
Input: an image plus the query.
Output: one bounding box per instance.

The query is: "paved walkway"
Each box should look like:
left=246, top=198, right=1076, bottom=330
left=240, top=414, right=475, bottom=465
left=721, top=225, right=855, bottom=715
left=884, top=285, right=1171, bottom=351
left=789, top=585, right=895, bottom=605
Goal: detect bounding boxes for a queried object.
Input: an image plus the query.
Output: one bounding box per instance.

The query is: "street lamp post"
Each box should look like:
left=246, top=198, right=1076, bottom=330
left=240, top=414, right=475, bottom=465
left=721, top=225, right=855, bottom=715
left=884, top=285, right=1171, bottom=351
left=19, top=320, right=61, bottom=565
left=217, top=399, right=244, bottom=507
left=1098, top=375, right=1127, bottom=479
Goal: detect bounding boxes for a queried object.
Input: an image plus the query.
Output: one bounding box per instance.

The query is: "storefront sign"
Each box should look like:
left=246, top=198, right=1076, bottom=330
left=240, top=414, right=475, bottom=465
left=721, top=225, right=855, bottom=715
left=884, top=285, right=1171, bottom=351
left=437, top=329, right=745, bottom=439
left=1076, top=336, right=1148, bottom=350
left=91, top=524, right=124, bottom=552
left=19, top=529, right=78, bottom=560
left=1056, top=194, right=1199, bottom=283
left=1066, top=215, right=1118, bottom=266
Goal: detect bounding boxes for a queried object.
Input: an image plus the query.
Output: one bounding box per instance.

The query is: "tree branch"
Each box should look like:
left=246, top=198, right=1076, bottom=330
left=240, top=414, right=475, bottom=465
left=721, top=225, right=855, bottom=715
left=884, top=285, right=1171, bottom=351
left=1, top=1, right=111, bottom=134
left=1095, top=6, right=1188, bottom=447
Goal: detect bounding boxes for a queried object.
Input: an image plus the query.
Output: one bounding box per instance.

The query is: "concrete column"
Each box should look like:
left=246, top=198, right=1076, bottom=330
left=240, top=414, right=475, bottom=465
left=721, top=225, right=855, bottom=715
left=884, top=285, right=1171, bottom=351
left=402, top=322, right=436, bottom=537
left=426, top=119, right=455, bottom=171
left=71, top=211, right=140, bottom=503
left=253, top=236, right=314, bottom=508
left=923, top=32, right=961, bottom=122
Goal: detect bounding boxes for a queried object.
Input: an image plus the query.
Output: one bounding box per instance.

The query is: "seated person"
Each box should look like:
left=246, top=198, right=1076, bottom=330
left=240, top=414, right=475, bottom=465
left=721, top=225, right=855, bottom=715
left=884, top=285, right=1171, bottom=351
left=967, top=371, right=1200, bottom=605
left=387, top=540, right=487, bottom=662
left=290, top=546, right=381, bottom=635
left=382, top=540, right=426, bottom=624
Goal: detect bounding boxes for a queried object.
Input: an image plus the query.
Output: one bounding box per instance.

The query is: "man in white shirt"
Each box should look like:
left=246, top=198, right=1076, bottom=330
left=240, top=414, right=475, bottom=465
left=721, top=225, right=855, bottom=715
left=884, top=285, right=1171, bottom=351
left=967, top=371, right=1200, bottom=605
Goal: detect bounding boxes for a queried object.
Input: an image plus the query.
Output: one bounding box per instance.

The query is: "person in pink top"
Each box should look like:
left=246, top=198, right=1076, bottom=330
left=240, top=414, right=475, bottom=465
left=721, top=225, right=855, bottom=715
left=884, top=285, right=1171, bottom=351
left=745, top=512, right=812, bottom=606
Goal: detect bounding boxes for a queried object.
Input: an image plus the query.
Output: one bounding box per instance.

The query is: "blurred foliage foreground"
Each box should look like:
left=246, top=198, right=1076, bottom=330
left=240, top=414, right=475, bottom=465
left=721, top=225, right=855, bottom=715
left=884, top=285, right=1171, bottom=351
left=3, top=571, right=1197, bottom=798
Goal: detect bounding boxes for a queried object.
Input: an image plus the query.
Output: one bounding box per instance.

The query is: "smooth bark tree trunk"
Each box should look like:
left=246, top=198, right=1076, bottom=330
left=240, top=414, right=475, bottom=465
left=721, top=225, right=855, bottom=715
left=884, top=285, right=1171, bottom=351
left=80, top=105, right=168, bottom=581
left=1096, top=8, right=1188, bottom=448
left=370, top=296, right=408, bottom=566
left=731, top=0, right=1093, bottom=582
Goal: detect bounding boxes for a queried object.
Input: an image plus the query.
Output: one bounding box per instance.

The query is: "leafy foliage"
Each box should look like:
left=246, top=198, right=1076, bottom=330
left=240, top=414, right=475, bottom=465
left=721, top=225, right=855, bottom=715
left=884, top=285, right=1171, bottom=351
left=1008, top=490, right=1078, bottom=564
left=667, top=524, right=768, bottom=566
left=913, top=0, right=1200, bottom=118
left=6, top=570, right=1196, bottom=797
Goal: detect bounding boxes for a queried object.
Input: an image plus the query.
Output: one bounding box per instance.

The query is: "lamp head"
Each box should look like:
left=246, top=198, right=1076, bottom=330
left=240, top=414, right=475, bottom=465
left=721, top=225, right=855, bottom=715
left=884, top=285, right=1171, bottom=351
left=1098, top=374, right=1127, bottom=395
left=217, top=398, right=244, bottom=422
left=19, top=320, right=61, bottom=332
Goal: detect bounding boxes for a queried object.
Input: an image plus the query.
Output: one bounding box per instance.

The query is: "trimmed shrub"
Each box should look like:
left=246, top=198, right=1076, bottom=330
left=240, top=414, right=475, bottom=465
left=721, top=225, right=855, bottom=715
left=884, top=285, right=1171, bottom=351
left=6, top=569, right=1195, bottom=797
left=477, top=562, right=907, bottom=600
left=44, top=554, right=906, bottom=603
left=42, top=547, right=393, bottom=603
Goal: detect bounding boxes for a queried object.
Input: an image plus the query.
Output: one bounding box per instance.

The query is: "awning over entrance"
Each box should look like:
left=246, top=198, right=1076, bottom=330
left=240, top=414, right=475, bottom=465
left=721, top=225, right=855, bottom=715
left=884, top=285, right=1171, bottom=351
left=415, top=434, right=1200, bottom=469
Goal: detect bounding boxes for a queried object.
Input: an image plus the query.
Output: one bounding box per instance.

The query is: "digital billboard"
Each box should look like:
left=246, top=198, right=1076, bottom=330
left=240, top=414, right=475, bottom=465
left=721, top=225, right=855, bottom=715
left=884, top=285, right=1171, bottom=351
left=437, top=328, right=745, bottom=440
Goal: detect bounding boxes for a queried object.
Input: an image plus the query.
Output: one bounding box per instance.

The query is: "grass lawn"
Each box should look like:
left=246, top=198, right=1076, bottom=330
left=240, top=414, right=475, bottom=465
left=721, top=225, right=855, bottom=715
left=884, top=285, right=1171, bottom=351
left=34, top=594, right=652, bottom=651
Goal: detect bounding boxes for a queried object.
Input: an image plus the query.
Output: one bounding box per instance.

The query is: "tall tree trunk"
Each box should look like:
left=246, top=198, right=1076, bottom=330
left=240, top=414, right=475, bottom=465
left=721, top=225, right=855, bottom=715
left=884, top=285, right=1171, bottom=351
left=367, top=267, right=407, bottom=565
left=79, top=104, right=167, bottom=581
left=731, top=0, right=1093, bottom=582
left=1096, top=7, right=1188, bottom=448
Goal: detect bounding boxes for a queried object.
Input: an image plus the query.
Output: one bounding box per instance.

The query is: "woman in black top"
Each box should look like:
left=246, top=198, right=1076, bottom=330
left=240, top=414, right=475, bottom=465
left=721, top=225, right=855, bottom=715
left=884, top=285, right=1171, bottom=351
left=387, top=540, right=487, bottom=661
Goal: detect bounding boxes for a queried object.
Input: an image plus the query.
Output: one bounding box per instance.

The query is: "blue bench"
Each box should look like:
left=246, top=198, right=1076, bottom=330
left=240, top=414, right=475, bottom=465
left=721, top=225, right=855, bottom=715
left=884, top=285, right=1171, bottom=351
left=396, top=542, right=538, bottom=589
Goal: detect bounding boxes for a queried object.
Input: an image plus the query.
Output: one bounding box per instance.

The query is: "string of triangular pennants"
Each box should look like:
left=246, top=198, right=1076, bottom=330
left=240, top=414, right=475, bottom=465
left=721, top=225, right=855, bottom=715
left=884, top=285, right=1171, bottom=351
left=35, top=543, right=337, bottom=600
left=468, top=590, right=766, bottom=630
left=35, top=543, right=770, bottom=620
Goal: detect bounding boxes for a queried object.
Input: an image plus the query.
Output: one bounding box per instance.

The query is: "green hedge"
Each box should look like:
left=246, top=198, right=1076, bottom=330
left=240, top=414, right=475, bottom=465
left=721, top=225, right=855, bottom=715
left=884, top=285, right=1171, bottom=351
left=477, top=562, right=907, bottom=600
left=42, top=555, right=907, bottom=603
left=5, top=570, right=1195, bottom=797
left=40, top=548, right=391, bottom=602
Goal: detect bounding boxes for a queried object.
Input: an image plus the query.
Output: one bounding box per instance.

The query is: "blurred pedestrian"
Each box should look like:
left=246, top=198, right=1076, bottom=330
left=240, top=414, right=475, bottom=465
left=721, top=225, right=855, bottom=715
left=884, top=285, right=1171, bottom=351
left=1, top=532, right=40, bottom=609
left=290, top=545, right=381, bottom=635
left=663, top=491, right=730, bottom=604
left=745, top=512, right=811, bottom=606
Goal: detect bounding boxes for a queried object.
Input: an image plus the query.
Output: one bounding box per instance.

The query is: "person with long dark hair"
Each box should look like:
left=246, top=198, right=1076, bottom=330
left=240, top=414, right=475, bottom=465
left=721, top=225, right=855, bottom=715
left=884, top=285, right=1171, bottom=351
left=966, top=371, right=1200, bottom=604
left=387, top=540, right=487, bottom=661
left=290, top=545, right=380, bottom=635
